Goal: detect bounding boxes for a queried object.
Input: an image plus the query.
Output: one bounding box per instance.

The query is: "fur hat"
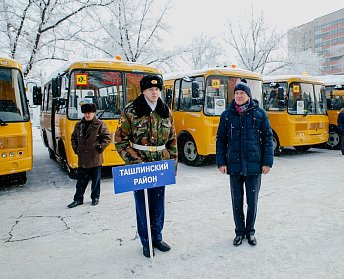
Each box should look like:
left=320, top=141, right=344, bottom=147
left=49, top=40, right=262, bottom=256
left=234, top=79, right=252, bottom=98
left=81, top=103, right=96, bottom=113
left=140, top=74, right=163, bottom=92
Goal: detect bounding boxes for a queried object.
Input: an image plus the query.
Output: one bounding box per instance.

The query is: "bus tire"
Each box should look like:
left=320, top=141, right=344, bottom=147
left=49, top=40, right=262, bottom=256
left=14, top=172, right=27, bottom=185
left=327, top=126, right=340, bottom=150
left=48, top=147, right=55, bottom=160
left=58, top=142, right=77, bottom=179
left=273, top=132, right=282, bottom=156
left=294, top=145, right=311, bottom=152
left=179, top=135, right=205, bottom=166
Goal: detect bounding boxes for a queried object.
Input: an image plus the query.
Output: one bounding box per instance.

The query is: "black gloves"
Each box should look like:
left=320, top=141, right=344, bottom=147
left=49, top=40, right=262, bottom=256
left=95, top=144, right=103, bottom=153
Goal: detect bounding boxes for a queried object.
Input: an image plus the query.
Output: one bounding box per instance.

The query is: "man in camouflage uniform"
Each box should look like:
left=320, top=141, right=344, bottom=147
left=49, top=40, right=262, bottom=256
left=115, top=74, right=177, bottom=258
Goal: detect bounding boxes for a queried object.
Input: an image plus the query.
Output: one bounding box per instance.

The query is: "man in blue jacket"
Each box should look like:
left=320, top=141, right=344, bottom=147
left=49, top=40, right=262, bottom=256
left=338, top=108, right=344, bottom=155
left=216, top=79, right=274, bottom=247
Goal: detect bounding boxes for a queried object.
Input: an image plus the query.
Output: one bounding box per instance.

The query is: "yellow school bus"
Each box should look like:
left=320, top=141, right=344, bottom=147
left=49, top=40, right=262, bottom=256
left=33, top=58, right=162, bottom=178
left=315, top=75, right=344, bottom=149
left=164, top=66, right=263, bottom=166
left=0, top=56, right=32, bottom=184
left=263, top=75, right=329, bottom=154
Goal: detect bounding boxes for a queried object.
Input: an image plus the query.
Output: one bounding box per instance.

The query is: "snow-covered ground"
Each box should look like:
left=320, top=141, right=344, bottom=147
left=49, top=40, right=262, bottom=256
left=0, top=127, right=344, bottom=279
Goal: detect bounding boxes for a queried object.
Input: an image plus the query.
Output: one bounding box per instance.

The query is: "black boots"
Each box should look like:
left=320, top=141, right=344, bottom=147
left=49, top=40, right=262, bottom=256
left=67, top=200, right=83, bottom=208
left=233, top=235, right=244, bottom=246
left=247, top=235, right=257, bottom=246
left=91, top=198, right=99, bottom=206
left=153, top=241, right=171, bottom=252
left=143, top=246, right=155, bottom=258
left=233, top=235, right=257, bottom=246
left=142, top=241, right=171, bottom=257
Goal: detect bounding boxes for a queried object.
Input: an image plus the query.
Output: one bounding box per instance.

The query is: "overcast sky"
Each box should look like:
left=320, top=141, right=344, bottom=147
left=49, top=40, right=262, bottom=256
left=162, top=0, right=343, bottom=49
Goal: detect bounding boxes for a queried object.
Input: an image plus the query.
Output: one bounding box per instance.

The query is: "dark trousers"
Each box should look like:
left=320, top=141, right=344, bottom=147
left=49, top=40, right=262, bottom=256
left=341, top=135, right=344, bottom=155
left=229, top=174, right=261, bottom=237
left=133, top=186, right=165, bottom=248
left=73, top=166, right=102, bottom=202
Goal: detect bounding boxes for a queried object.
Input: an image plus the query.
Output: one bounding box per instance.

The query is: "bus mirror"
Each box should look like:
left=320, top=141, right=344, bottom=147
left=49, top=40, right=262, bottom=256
left=192, top=81, right=200, bottom=98
left=32, top=86, right=42, bottom=105
left=165, top=88, right=173, bottom=107
left=52, top=77, right=61, bottom=97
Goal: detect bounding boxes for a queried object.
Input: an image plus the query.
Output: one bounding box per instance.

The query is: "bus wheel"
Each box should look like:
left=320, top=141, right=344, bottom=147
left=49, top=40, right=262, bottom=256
left=48, top=147, right=55, bottom=160
left=294, top=145, right=311, bottom=152
left=14, top=172, right=27, bottom=185
left=179, top=136, right=205, bottom=166
left=273, top=133, right=281, bottom=156
left=327, top=127, right=340, bottom=150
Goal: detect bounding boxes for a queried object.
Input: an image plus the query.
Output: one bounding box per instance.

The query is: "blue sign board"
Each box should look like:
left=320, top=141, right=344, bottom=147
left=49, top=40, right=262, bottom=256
left=112, top=159, right=176, bottom=194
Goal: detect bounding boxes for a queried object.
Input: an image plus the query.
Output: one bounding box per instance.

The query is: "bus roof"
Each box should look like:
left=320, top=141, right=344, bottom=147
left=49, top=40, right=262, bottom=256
left=44, top=58, right=162, bottom=83
left=164, top=67, right=262, bottom=81
left=314, top=75, right=344, bottom=86
left=263, top=74, right=324, bottom=85
left=0, top=56, right=23, bottom=71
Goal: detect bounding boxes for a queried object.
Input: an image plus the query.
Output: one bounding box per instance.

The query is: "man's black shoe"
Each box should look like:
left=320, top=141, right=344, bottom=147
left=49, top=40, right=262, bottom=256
left=91, top=198, right=99, bottom=206
left=67, top=200, right=83, bottom=208
left=247, top=235, right=257, bottom=246
left=153, top=241, right=171, bottom=252
left=143, top=246, right=155, bottom=258
left=233, top=235, right=244, bottom=246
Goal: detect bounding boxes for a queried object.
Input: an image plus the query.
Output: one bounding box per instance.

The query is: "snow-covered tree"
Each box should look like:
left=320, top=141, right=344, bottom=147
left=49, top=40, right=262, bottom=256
left=0, top=0, right=114, bottom=78
left=224, top=10, right=286, bottom=74
left=181, top=33, right=223, bottom=70
left=274, top=50, right=325, bottom=76
left=85, top=0, right=179, bottom=67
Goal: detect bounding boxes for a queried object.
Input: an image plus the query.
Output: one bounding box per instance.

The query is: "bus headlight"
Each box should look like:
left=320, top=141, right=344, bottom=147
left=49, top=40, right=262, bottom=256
left=1, top=152, right=7, bottom=158
left=9, top=152, right=15, bottom=157
left=18, top=150, right=23, bottom=156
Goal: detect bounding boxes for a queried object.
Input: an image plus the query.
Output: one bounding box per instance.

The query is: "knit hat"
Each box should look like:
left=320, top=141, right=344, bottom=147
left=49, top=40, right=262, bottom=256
left=81, top=103, right=96, bottom=113
left=140, top=74, right=163, bottom=92
left=234, top=79, right=252, bottom=98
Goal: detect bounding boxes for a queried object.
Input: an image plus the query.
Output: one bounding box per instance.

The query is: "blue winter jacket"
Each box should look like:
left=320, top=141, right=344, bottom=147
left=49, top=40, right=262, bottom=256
left=216, top=99, right=274, bottom=176
left=338, top=111, right=344, bottom=135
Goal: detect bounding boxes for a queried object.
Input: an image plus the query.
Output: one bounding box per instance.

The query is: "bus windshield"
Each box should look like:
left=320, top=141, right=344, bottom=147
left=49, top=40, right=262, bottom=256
left=0, top=67, right=29, bottom=122
left=287, top=82, right=326, bottom=115
left=68, top=70, right=153, bottom=120
left=204, top=76, right=262, bottom=116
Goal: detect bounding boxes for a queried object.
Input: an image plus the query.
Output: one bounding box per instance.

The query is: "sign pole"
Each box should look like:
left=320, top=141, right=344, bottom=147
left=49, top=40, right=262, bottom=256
left=144, top=188, right=154, bottom=262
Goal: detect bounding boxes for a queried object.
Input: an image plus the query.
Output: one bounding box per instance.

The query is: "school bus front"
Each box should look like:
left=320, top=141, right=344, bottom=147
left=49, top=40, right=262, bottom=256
left=0, top=57, right=32, bottom=184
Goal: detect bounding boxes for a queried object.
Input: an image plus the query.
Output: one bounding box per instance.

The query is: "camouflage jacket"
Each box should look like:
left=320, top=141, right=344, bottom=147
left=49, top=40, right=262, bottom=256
left=115, top=94, right=177, bottom=165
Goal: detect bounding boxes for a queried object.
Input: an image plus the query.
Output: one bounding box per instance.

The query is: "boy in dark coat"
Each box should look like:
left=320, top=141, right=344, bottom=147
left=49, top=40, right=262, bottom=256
left=68, top=103, right=111, bottom=208
left=216, top=80, right=274, bottom=246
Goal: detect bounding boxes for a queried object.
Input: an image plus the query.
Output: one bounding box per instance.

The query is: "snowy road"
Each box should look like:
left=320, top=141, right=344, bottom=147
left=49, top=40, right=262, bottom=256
left=1, top=126, right=344, bottom=279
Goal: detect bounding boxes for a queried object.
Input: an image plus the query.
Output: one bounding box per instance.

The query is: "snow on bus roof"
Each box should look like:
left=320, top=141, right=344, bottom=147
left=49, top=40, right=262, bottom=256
left=263, top=74, right=324, bottom=83
left=164, top=66, right=261, bottom=80
left=314, top=75, right=344, bottom=86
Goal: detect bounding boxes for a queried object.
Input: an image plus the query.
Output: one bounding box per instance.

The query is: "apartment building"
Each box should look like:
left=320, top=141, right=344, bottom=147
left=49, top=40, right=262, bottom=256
left=288, top=8, right=344, bottom=75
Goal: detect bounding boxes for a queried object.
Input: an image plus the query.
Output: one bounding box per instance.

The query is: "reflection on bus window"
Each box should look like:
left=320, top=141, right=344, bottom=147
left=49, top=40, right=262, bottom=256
left=0, top=68, right=29, bottom=122
left=287, top=83, right=326, bottom=115
left=204, top=76, right=262, bottom=116
left=178, top=77, right=204, bottom=112
left=263, top=82, right=287, bottom=111
left=68, top=70, right=124, bottom=119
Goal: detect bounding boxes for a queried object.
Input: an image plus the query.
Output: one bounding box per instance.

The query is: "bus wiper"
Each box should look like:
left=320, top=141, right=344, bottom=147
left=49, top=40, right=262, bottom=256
left=0, top=118, right=8, bottom=126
